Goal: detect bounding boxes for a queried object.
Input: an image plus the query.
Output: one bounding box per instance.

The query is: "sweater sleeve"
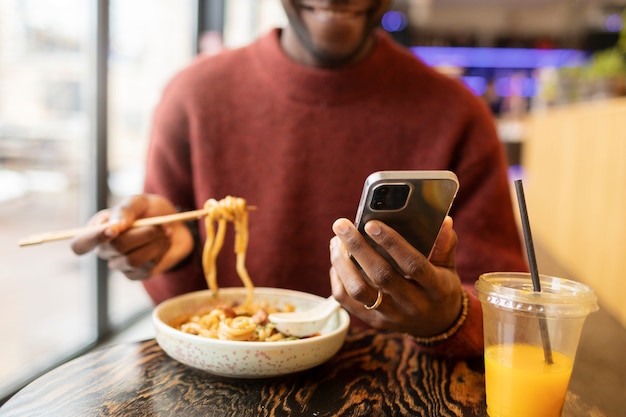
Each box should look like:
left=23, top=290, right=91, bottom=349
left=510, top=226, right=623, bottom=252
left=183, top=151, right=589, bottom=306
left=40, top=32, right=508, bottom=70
left=143, top=78, right=195, bottom=208
left=140, top=75, right=208, bottom=305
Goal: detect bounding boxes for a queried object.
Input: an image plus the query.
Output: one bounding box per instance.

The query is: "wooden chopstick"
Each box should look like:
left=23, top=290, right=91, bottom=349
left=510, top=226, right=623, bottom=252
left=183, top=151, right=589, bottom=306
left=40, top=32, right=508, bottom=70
left=19, top=208, right=211, bottom=247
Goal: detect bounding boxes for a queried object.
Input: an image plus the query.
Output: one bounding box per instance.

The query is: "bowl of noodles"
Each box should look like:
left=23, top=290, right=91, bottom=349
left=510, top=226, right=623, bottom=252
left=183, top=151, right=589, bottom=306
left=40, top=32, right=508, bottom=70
left=152, top=196, right=349, bottom=377
left=153, top=287, right=350, bottom=378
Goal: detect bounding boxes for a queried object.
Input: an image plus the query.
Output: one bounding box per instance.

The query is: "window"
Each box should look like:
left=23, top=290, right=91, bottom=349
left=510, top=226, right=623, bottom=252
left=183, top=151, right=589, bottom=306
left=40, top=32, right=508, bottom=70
left=0, top=0, right=93, bottom=397
left=107, top=0, right=195, bottom=327
left=222, top=0, right=285, bottom=48
left=0, top=0, right=194, bottom=402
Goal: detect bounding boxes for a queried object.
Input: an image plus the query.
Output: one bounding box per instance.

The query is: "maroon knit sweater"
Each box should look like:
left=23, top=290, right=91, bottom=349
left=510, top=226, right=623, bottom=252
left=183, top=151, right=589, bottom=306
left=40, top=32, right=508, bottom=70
left=142, top=29, right=527, bottom=357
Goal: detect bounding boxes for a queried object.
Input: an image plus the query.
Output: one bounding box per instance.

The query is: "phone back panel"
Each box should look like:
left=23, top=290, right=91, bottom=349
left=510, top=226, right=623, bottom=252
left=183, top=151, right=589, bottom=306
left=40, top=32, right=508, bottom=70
left=355, top=171, right=459, bottom=258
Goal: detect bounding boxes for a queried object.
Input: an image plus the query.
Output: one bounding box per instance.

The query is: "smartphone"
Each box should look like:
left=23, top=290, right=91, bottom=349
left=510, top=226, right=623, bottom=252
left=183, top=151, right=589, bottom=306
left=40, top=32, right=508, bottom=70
left=354, top=171, right=459, bottom=262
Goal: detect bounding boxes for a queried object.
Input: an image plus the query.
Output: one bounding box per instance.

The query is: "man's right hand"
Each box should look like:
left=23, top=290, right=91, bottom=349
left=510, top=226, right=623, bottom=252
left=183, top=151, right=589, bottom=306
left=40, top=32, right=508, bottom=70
left=71, top=194, right=195, bottom=280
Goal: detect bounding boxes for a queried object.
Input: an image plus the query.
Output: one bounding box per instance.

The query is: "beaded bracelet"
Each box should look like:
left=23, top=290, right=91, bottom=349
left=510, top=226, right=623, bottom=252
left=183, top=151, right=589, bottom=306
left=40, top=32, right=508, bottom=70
left=407, top=288, right=470, bottom=347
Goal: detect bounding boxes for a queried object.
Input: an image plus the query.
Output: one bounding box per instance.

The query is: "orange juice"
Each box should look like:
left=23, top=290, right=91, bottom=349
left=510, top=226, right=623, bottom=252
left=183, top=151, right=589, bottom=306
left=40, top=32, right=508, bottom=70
left=484, top=343, right=573, bottom=417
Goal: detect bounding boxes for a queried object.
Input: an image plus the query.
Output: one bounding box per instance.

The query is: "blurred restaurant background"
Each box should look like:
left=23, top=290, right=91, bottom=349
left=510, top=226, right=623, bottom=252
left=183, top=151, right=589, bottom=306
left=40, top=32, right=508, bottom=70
left=1, top=0, right=625, bottom=412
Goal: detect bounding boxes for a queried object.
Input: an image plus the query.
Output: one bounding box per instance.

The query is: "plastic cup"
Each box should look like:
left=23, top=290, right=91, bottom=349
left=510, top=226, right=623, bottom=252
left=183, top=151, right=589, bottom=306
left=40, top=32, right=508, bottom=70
left=475, top=272, right=598, bottom=417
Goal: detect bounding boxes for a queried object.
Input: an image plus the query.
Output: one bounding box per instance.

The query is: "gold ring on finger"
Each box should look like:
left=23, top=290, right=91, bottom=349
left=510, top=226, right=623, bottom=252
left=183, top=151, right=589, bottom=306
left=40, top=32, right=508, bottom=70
left=364, top=289, right=383, bottom=310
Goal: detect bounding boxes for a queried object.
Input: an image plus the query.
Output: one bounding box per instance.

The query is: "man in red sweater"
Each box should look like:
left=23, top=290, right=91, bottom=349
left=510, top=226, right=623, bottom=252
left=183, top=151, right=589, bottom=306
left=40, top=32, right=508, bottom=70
left=72, top=0, right=527, bottom=357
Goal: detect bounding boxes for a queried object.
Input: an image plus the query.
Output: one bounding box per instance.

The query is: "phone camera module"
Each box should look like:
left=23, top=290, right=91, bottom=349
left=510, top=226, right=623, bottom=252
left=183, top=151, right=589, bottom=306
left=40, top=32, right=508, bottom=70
left=372, top=197, right=389, bottom=210
left=370, top=184, right=410, bottom=211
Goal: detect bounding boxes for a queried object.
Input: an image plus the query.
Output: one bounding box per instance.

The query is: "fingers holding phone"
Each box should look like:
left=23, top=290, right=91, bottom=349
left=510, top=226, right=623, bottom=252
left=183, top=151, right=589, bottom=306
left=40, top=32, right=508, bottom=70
left=330, top=215, right=463, bottom=337
left=426, top=215, right=457, bottom=271
left=329, top=170, right=464, bottom=336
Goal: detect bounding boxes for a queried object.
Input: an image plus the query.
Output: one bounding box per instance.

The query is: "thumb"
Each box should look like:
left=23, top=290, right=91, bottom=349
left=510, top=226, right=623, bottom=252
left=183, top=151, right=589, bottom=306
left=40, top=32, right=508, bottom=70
left=105, top=194, right=152, bottom=236
left=70, top=195, right=147, bottom=255
left=429, top=216, right=457, bottom=269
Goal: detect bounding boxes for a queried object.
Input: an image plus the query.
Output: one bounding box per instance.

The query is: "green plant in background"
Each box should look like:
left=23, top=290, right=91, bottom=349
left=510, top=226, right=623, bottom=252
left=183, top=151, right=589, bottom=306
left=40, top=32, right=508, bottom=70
left=568, top=8, right=626, bottom=99
left=535, top=9, right=626, bottom=104
left=586, top=8, right=626, bottom=81
left=587, top=48, right=626, bottom=79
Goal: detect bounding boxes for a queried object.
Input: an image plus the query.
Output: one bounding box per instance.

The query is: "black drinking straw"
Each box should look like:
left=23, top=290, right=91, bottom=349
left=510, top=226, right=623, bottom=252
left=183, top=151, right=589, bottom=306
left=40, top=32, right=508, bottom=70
left=514, top=179, right=553, bottom=364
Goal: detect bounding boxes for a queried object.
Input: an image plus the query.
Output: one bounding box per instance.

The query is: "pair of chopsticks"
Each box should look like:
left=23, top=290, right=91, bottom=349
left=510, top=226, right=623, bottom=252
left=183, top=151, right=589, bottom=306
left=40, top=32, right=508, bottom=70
left=18, top=208, right=210, bottom=247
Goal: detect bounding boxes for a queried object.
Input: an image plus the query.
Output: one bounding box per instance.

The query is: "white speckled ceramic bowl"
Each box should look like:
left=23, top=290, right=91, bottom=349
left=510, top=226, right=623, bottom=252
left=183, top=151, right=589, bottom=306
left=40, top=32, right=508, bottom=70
left=153, top=287, right=350, bottom=378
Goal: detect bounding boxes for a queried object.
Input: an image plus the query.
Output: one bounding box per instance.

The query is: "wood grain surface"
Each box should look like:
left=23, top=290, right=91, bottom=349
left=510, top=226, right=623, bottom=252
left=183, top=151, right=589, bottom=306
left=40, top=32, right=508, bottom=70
left=0, top=329, right=606, bottom=417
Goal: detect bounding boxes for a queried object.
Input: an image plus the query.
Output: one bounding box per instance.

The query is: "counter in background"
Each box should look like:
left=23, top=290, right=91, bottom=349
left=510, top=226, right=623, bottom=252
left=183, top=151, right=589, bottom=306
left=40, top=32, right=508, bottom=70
left=522, top=97, right=626, bottom=328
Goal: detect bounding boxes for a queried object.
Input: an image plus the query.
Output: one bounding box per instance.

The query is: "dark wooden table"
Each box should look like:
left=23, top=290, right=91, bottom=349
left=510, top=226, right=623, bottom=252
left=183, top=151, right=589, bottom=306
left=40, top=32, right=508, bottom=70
left=0, top=329, right=606, bottom=417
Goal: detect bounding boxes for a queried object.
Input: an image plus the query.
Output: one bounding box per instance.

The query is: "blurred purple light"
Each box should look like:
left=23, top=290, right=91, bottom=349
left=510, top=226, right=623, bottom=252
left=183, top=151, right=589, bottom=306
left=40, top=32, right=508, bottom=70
left=410, top=46, right=586, bottom=98
left=381, top=11, right=408, bottom=32
left=460, top=76, right=488, bottom=95
left=605, top=14, right=623, bottom=33
left=411, top=46, right=587, bottom=69
left=494, top=76, right=537, bottom=97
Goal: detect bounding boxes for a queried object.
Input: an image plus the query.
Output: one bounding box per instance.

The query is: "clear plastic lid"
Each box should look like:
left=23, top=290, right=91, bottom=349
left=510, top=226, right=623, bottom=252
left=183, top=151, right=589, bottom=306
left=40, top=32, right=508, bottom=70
left=475, top=272, right=598, bottom=318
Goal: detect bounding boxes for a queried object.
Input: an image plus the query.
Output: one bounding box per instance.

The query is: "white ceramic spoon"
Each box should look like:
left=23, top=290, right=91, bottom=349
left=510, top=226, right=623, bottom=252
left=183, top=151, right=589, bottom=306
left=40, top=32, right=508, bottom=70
left=268, top=296, right=341, bottom=337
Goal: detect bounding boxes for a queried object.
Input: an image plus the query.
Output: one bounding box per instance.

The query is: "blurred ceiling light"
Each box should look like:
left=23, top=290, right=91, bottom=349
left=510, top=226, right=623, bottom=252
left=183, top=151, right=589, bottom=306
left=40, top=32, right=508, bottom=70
left=605, top=13, right=623, bottom=33
left=381, top=10, right=408, bottom=32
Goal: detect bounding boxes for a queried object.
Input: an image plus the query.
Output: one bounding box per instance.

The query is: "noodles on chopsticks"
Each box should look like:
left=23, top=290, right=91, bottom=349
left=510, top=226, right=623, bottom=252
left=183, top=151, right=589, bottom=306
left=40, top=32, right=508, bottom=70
left=177, top=196, right=298, bottom=342
left=201, top=196, right=253, bottom=306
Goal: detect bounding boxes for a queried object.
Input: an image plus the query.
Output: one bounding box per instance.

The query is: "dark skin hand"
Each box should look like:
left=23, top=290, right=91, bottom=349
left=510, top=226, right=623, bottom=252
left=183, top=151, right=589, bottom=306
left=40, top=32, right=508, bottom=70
left=70, top=194, right=194, bottom=280
left=329, top=216, right=463, bottom=338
